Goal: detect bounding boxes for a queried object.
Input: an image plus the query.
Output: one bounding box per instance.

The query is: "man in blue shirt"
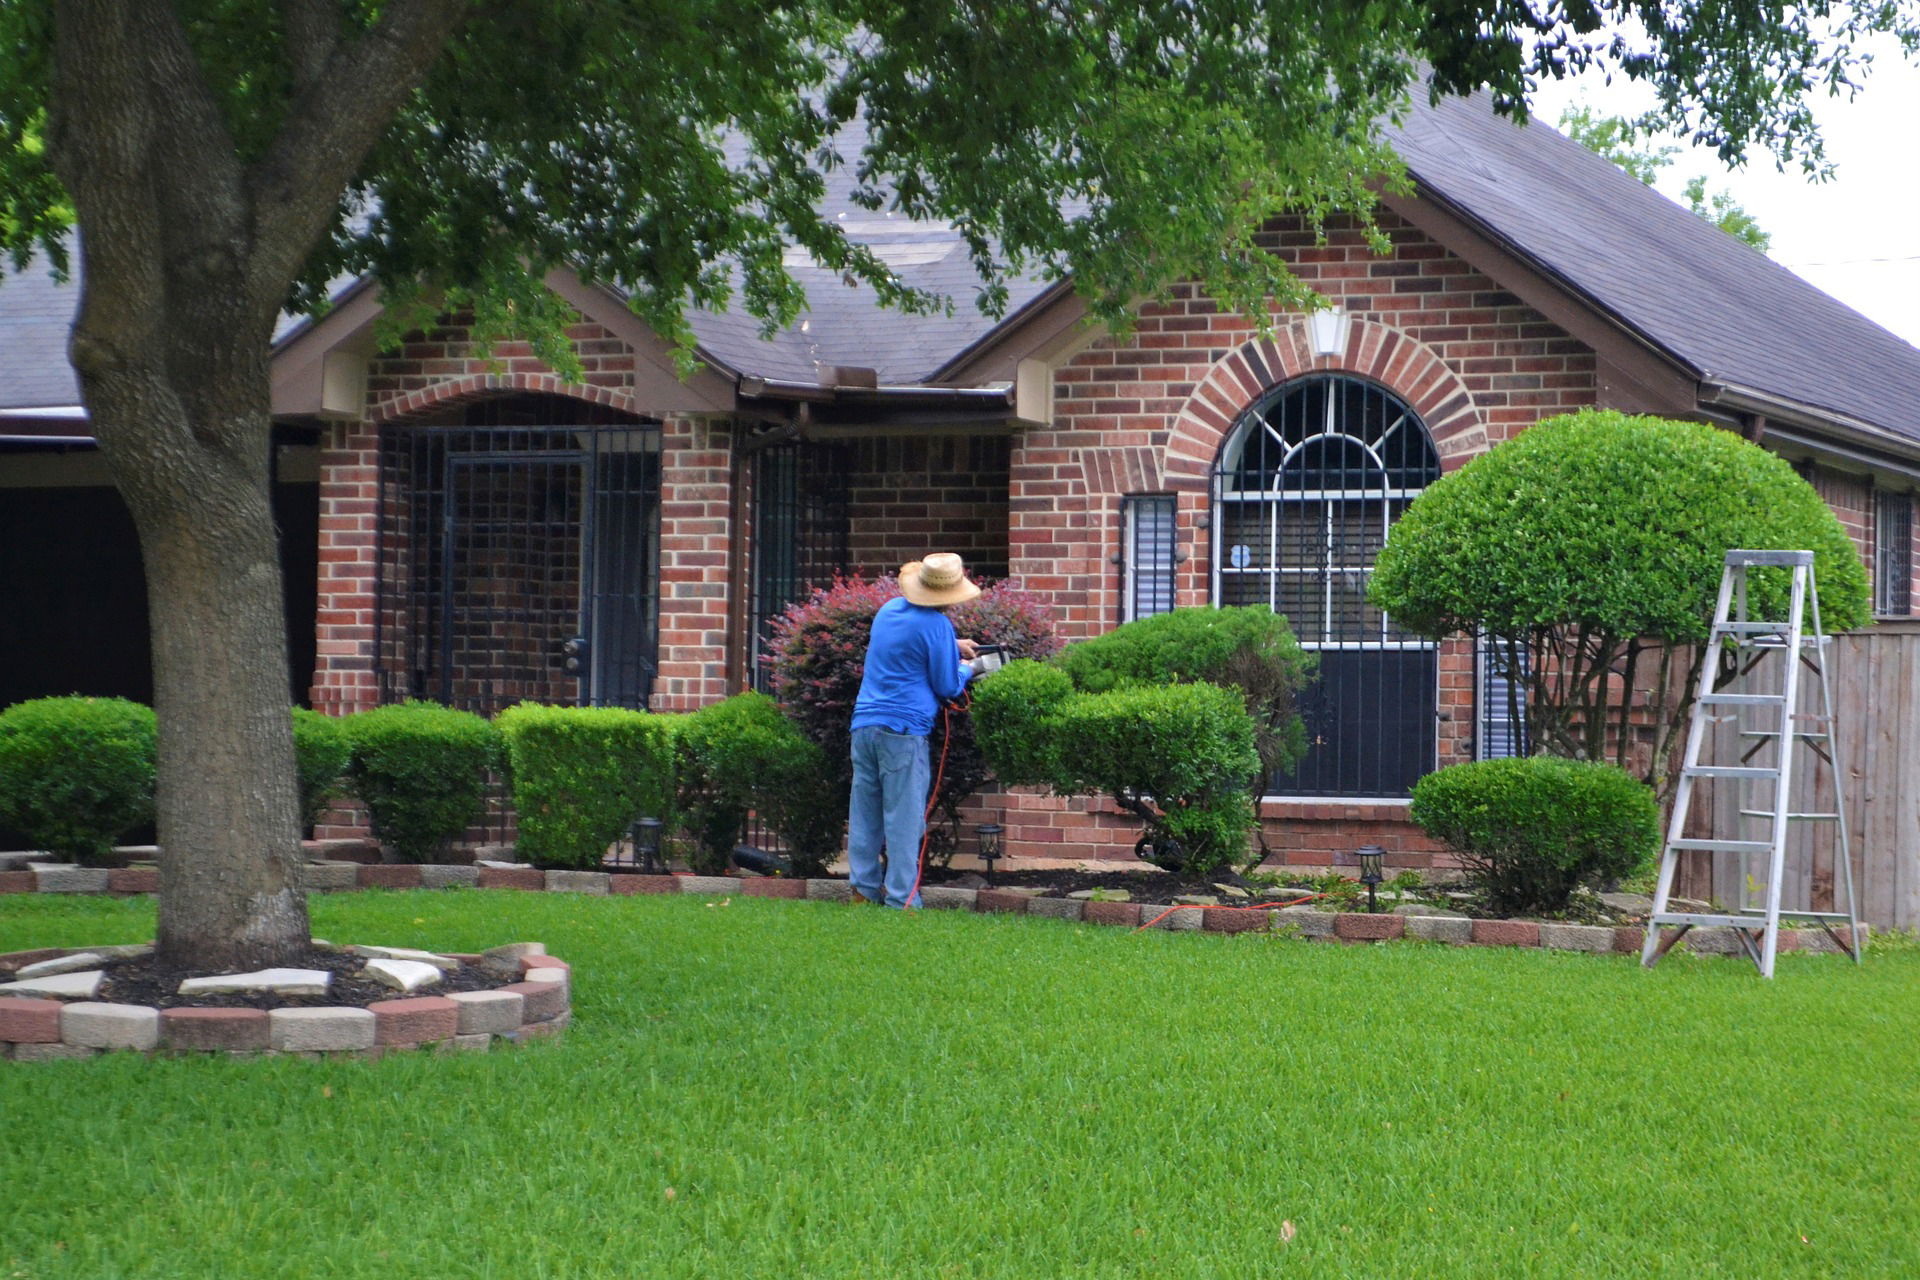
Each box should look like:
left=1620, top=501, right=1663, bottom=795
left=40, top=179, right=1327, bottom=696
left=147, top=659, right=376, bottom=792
left=848, top=553, right=984, bottom=908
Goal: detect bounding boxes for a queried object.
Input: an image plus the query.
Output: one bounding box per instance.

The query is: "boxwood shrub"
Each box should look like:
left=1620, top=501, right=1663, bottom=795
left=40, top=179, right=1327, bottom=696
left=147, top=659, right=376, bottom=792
left=1054, top=605, right=1314, bottom=786
left=975, top=666, right=1259, bottom=877
left=292, top=707, right=352, bottom=831
left=673, top=691, right=840, bottom=877
left=1409, top=756, right=1660, bottom=915
left=496, top=704, right=675, bottom=870
left=0, top=696, right=156, bottom=866
left=342, top=701, right=500, bottom=863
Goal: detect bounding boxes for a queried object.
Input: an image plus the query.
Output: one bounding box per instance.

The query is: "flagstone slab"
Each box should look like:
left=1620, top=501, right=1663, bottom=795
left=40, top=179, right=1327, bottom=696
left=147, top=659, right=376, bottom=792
left=364, top=958, right=444, bottom=993
left=15, top=952, right=110, bottom=979
left=177, top=968, right=332, bottom=997
left=0, top=970, right=105, bottom=999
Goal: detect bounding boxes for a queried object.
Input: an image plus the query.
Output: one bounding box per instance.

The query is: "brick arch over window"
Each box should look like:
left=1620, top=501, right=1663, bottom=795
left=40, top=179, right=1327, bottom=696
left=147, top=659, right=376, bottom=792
left=1164, top=317, right=1484, bottom=485
left=371, top=372, right=647, bottom=424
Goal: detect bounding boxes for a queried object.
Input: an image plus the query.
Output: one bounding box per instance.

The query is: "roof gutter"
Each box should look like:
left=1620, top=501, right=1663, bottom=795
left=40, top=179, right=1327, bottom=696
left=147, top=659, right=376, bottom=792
left=737, top=376, right=1012, bottom=407
left=1699, top=380, right=1920, bottom=471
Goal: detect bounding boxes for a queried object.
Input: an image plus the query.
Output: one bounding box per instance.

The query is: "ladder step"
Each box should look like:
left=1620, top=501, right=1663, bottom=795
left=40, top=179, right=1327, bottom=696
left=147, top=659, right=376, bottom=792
left=1739, top=810, right=1840, bottom=821
left=1716, top=621, right=1792, bottom=636
left=1737, top=730, right=1829, bottom=741
left=1667, top=838, right=1776, bottom=854
left=1685, top=765, right=1779, bottom=779
left=1649, top=912, right=1772, bottom=929
left=1700, top=693, right=1788, bottom=706
left=1725, top=550, right=1814, bottom=567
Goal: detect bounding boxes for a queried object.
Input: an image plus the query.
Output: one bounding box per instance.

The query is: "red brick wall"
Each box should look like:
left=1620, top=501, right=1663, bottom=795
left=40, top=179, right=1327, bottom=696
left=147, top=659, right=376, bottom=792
left=845, top=435, right=1010, bottom=579
left=988, top=210, right=1605, bottom=869
left=310, top=319, right=731, bottom=718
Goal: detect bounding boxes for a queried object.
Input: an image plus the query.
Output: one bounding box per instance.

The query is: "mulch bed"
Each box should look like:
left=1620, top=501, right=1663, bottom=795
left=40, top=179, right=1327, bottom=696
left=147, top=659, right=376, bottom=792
left=919, top=865, right=1317, bottom=906
left=95, top=949, right=514, bottom=1012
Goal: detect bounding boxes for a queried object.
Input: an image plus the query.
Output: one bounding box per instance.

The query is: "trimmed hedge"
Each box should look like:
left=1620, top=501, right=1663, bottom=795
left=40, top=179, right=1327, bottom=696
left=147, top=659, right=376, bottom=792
left=292, top=707, right=352, bottom=831
left=496, top=704, right=675, bottom=870
left=342, top=701, right=500, bottom=863
left=674, top=691, right=840, bottom=877
left=0, top=696, right=156, bottom=866
left=1409, top=756, right=1660, bottom=915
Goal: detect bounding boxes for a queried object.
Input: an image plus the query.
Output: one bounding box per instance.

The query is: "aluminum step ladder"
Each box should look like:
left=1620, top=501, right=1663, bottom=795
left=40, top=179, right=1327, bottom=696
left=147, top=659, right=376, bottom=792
left=1642, top=550, right=1861, bottom=977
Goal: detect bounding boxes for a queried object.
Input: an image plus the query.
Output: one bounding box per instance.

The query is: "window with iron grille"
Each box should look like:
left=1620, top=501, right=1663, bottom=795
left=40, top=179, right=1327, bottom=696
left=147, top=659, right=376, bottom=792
left=1211, top=375, right=1441, bottom=797
left=1478, top=635, right=1531, bottom=759
left=747, top=440, right=852, bottom=690
left=1121, top=494, right=1178, bottom=622
left=375, top=416, right=660, bottom=716
left=1876, top=489, right=1914, bottom=616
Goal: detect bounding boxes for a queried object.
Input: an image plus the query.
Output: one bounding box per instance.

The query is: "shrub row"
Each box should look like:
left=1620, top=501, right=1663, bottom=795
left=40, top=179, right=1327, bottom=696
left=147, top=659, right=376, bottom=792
left=0, top=693, right=837, bottom=874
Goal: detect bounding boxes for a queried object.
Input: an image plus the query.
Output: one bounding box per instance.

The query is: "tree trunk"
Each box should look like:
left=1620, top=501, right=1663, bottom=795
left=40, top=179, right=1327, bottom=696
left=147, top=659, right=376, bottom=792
left=43, top=0, right=464, bottom=971
left=79, top=354, right=312, bottom=970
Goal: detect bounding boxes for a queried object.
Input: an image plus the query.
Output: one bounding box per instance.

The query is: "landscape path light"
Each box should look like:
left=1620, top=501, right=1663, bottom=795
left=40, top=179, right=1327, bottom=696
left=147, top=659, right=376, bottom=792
left=1357, top=843, right=1385, bottom=914
left=631, top=815, right=665, bottom=874
left=975, top=823, right=1003, bottom=878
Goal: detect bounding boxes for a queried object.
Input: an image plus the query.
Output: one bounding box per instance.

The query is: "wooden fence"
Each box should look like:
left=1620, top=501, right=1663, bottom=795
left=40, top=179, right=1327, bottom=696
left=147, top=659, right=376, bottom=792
left=1677, top=619, right=1920, bottom=931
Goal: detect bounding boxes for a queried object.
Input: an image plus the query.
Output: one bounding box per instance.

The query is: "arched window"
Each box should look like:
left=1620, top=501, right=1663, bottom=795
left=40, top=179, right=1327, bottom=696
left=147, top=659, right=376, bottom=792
left=1212, top=375, right=1440, bottom=796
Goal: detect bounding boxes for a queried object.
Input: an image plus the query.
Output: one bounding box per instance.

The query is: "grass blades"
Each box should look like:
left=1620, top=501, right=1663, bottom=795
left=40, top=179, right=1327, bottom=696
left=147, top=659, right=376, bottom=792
left=2, top=891, right=1915, bottom=1278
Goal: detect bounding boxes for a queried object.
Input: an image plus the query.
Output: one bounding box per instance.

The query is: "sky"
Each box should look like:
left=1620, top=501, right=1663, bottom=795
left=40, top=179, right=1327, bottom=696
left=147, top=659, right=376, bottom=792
left=1528, top=33, right=1920, bottom=350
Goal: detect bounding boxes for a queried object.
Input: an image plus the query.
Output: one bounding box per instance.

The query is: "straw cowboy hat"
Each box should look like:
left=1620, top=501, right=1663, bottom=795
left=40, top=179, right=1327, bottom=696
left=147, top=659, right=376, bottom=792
left=898, top=552, right=981, bottom=607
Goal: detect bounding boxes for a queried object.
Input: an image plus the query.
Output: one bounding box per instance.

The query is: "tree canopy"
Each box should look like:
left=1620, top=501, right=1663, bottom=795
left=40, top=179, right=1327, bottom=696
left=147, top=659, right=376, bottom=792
left=0, top=0, right=1914, bottom=966
left=1369, top=409, right=1870, bottom=789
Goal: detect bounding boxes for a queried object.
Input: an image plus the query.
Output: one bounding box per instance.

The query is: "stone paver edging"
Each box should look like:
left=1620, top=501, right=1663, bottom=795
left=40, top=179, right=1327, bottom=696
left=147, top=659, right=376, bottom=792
left=0, top=942, right=571, bottom=1063
left=1, top=859, right=1869, bottom=968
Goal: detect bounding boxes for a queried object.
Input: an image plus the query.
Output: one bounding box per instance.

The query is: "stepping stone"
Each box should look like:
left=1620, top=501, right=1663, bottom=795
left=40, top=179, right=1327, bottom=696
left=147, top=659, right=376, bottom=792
left=0, top=970, right=105, bottom=999
left=351, top=945, right=463, bottom=972
left=364, top=958, right=444, bottom=993
left=15, top=952, right=109, bottom=979
left=177, top=968, right=332, bottom=997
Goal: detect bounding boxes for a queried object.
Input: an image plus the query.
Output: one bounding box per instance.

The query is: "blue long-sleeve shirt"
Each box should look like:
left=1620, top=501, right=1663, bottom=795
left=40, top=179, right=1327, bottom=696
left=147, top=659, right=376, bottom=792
left=850, top=597, right=974, bottom=736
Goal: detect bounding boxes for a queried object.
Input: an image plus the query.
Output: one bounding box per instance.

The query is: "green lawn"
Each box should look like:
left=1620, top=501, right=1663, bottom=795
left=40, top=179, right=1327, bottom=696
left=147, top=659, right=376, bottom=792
left=2, top=891, right=1915, bottom=1279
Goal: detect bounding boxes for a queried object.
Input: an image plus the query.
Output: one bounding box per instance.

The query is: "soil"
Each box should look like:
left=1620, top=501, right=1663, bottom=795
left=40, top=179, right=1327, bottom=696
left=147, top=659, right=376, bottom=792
left=94, top=948, right=516, bottom=1011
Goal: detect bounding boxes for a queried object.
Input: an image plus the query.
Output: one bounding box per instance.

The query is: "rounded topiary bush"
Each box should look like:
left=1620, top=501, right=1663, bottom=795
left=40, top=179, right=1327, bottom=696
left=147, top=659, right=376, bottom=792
left=496, top=704, right=675, bottom=870
left=0, top=696, right=156, bottom=866
left=1054, top=605, right=1314, bottom=786
left=342, top=701, right=500, bottom=863
left=1409, top=756, right=1660, bottom=916
left=292, top=707, right=352, bottom=831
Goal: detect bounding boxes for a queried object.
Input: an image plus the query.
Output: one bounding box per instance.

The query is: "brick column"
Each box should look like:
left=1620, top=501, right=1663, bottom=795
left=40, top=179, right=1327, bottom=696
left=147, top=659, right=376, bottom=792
left=309, top=419, right=382, bottom=716
left=652, top=415, right=734, bottom=711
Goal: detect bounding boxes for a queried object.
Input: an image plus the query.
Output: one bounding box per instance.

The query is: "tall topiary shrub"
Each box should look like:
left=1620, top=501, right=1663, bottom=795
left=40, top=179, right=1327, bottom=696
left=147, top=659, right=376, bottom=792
left=1371, top=409, right=1871, bottom=794
left=1409, top=757, right=1660, bottom=915
left=342, top=701, right=500, bottom=863
left=1054, top=605, right=1315, bottom=791
left=763, top=574, right=1061, bottom=866
left=291, top=707, right=352, bottom=832
left=974, top=665, right=1261, bottom=877
left=0, top=696, right=156, bottom=866
left=496, top=704, right=675, bottom=870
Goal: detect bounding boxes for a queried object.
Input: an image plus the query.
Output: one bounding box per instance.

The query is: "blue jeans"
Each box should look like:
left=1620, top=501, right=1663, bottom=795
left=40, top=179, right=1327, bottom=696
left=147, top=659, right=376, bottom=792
left=847, top=725, right=931, bottom=908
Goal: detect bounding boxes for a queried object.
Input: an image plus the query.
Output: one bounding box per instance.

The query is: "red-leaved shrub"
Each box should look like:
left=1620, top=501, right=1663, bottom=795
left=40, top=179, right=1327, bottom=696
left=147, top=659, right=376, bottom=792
left=763, top=574, right=1061, bottom=866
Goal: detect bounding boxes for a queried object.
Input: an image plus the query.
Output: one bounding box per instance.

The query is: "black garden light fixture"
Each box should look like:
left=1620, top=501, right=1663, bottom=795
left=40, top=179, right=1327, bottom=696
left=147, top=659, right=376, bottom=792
left=1357, top=844, right=1386, bottom=914
left=976, top=823, right=1004, bottom=878
left=630, top=815, right=665, bottom=874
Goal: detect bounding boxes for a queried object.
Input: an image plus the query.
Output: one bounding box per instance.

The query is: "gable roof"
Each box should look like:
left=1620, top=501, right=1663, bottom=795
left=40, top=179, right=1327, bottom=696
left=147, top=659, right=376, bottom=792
left=1381, top=90, right=1920, bottom=450
left=0, top=252, right=80, bottom=413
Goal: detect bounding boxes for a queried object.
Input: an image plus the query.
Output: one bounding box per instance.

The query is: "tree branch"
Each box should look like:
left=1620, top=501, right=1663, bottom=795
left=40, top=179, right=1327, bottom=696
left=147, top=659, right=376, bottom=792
left=281, top=0, right=345, bottom=95
left=246, top=0, right=467, bottom=300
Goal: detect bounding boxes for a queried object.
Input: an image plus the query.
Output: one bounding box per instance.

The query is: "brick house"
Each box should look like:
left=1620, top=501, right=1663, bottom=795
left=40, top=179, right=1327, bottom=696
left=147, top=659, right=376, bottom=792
left=4, top=89, right=1918, bottom=868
